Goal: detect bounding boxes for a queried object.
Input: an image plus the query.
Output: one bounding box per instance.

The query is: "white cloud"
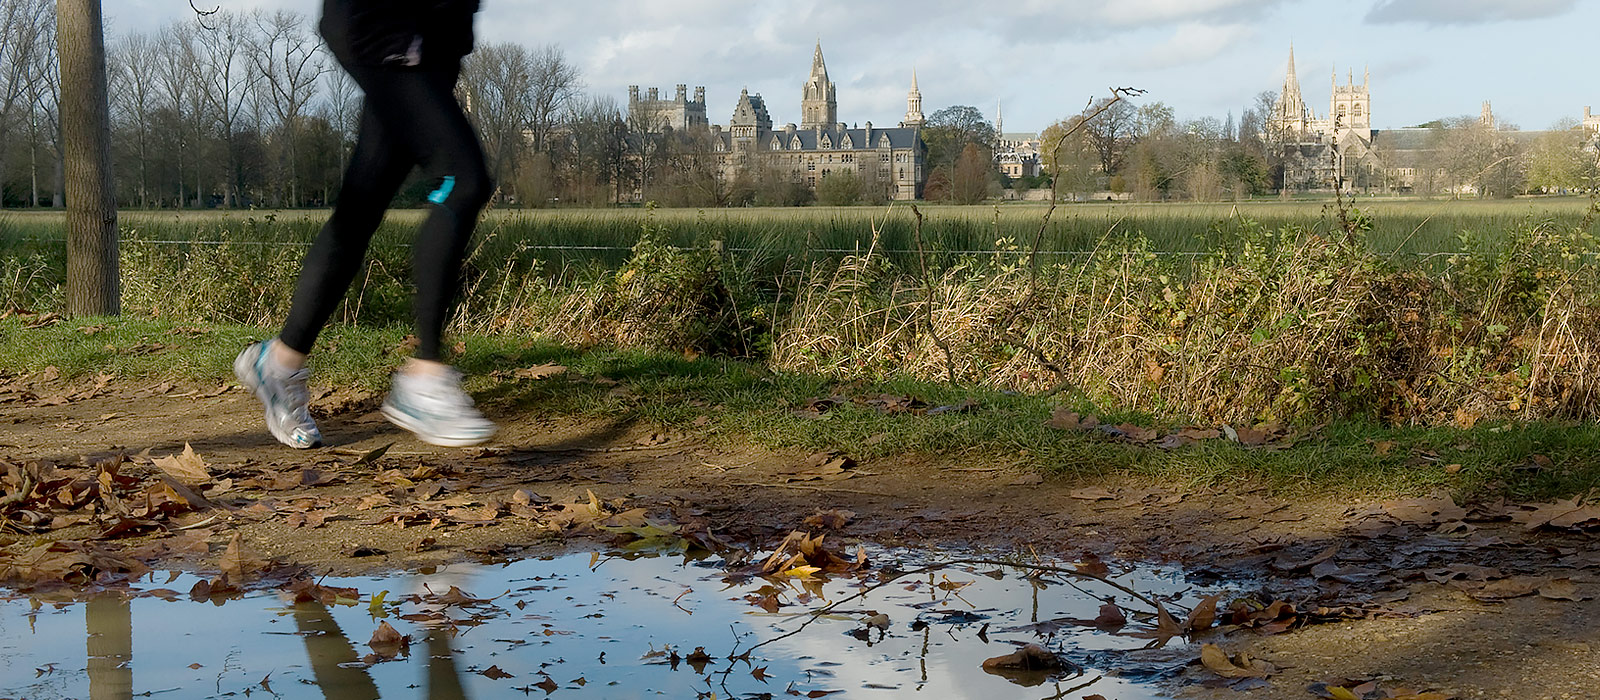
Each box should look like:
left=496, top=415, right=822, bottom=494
left=1365, top=0, right=1576, bottom=25
left=1124, top=22, right=1256, bottom=71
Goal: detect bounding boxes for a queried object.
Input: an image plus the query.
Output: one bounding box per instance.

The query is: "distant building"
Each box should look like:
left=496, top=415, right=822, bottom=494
left=627, top=84, right=709, bottom=133
left=701, top=42, right=927, bottom=200
left=1270, top=45, right=1378, bottom=188
left=1584, top=106, right=1600, bottom=136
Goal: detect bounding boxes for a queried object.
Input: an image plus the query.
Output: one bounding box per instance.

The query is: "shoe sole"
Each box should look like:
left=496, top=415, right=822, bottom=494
left=381, top=403, right=496, bottom=448
left=234, top=344, right=321, bottom=450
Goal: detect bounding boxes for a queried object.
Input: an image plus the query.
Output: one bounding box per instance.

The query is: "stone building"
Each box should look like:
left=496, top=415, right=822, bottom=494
left=1270, top=45, right=1379, bottom=189
left=701, top=42, right=928, bottom=201
left=627, top=84, right=709, bottom=132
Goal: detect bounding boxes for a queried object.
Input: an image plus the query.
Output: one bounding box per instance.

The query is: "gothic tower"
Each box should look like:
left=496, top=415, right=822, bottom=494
left=1271, top=44, right=1309, bottom=140
left=801, top=40, right=838, bottom=130
left=1330, top=65, right=1371, bottom=132
left=901, top=69, right=925, bottom=128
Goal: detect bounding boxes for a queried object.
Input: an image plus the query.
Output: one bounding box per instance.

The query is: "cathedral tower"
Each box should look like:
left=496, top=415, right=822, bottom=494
left=901, top=69, right=924, bottom=128
left=1330, top=65, right=1371, bottom=132
left=801, top=41, right=838, bottom=130
left=1271, top=44, right=1309, bottom=140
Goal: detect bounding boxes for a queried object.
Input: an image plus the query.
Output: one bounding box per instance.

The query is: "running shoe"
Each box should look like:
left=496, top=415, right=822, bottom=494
left=233, top=339, right=323, bottom=449
left=381, top=368, right=497, bottom=447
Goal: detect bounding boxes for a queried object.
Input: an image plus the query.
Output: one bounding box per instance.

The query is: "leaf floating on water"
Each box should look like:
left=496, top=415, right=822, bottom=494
left=480, top=665, right=514, bottom=680
left=368, top=621, right=410, bottom=660
left=751, top=666, right=770, bottom=682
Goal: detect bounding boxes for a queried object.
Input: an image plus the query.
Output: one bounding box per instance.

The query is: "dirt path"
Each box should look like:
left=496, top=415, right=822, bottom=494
left=4, top=372, right=1600, bottom=699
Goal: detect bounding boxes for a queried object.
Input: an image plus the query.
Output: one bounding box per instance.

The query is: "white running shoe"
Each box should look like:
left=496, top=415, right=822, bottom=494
left=381, top=368, right=497, bottom=447
left=234, top=339, right=323, bottom=449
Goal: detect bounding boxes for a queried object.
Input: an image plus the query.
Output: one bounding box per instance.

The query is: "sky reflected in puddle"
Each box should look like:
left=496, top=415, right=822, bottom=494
left=0, top=550, right=1215, bottom=699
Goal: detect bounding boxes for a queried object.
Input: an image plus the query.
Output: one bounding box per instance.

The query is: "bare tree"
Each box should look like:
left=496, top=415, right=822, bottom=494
left=0, top=0, right=53, bottom=204
left=110, top=31, right=159, bottom=207
left=152, top=22, right=203, bottom=207
left=245, top=9, right=329, bottom=207
left=191, top=10, right=260, bottom=207
left=57, top=0, right=119, bottom=315
left=460, top=42, right=535, bottom=200
left=524, top=44, right=580, bottom=156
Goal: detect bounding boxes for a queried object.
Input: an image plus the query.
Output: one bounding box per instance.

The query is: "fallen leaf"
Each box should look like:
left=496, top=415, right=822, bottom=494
left=1093, top=602, right=1126, bottom=628
left=786, top=453, right=858, bottom=483
left=1539, top=578, right=1589, bottom=601
left=368, top=621, right=410, bottom=658
left=480, top=665, right=514, bottom=680
left=1186, top=593, right=1222, bottom=633
left=1069, top=487, right=1115, bottom=501
left=152, top=444, right=211, bottom=487
left=802, top=509, right=855, bottom=530
left=534, top=677, right=558, bottom=693
left=981, top=643, right=1066, bottom=671
left=1469, top=576, right=1550, bottom=601
left=1199, top=643, right=1274, bottom=678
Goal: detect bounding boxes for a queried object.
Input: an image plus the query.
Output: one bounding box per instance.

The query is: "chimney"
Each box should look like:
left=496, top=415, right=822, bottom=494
left=864, top=121, right=872, bottom=145
left=694, top=86, right=705, bottom=104
left=647, top=87, right=659, bottom=101
left=785, top=123, right=796, bottom=135
left=676, top=84, right=687, bottom=101
left=628, top=85, right=639, bottom=102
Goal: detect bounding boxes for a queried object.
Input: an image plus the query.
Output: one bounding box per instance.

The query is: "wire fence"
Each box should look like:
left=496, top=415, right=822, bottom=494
left=1, top=236, right=1507, bottom=258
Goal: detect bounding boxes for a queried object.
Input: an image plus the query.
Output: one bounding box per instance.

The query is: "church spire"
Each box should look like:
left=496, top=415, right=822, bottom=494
left=902, top=68, right=925, bottom=128
left=1272, top=44, right=1308, bottom=141
left=801, top=40, right=838, bottom=129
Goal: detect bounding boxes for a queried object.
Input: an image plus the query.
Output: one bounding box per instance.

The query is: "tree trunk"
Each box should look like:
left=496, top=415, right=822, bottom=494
left=58, top=0, right=120, bottom=316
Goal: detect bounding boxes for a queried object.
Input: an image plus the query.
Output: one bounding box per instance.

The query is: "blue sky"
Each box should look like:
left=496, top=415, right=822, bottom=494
left=105, top=0, right=1594, bottom=134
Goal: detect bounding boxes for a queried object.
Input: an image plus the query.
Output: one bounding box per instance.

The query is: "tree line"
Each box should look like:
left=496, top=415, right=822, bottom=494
left=4, top=0, right=1596, bottom=210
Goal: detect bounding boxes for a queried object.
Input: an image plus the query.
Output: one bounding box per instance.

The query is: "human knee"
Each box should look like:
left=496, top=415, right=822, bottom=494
left=426, top=167, right=493, bottom=215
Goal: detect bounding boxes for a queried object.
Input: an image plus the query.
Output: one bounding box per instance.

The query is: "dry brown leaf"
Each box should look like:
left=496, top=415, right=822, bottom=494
left=153, top=444, right=211, bottom=487
left=1069, top=487, right=1116, bottom=501
left=1469, top=576, right=1550, bottom=601
left=1382, top=495, right=1466, bottom=525
left=1538, top=578, right=1589, bottom=601
left=1199, top=643, right=1275, bottom=678
left=786, top=453, right=858, bottom=483
left=1186, top=593, right=1222, bottom=633
left=802, top=509, right=855, bottom=530
left=980, top=643, right=1066, bottom=671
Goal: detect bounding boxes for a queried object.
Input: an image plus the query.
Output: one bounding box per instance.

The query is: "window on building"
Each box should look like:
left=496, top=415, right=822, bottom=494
left=880, top=153, right=890, bottom=163
left=807, top=162, right=815, bottom=171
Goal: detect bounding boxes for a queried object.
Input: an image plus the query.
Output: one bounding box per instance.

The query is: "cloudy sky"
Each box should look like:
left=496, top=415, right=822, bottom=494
left=105, top=0, right=1593, bottom=133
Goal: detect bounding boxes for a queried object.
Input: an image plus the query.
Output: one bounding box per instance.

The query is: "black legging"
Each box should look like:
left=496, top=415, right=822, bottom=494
left=279, top=63, right=492, bottom=362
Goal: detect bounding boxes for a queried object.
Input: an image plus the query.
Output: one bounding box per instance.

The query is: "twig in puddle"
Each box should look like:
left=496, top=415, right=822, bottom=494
left=1041, top=674, right=1103, bottom=700
left=740, top=556, right=1180, bottom=658
left=672, top=588, right=693, bottom=615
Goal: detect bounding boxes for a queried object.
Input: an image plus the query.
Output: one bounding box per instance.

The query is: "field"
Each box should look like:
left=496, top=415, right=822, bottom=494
left=4, top=196, right=1600, bottom=428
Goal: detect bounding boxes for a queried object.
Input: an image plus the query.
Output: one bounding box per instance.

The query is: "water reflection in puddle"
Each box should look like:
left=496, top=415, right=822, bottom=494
left=0, top=551, right=1214, bottom=699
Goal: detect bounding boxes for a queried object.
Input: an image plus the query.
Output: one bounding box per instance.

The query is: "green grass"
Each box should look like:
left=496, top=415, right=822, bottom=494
left=5, top=315, right=1599, bottom=502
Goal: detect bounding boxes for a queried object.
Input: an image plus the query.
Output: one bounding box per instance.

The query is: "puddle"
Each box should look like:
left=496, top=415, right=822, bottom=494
left=0, top=550, right=1217, bottom=699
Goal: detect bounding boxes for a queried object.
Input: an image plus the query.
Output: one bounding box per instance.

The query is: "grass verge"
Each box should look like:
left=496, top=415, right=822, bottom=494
left=4, top=315, right=1598, bottom=502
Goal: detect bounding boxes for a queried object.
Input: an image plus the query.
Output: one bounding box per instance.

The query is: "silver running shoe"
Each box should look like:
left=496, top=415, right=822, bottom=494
left=381, top=368, right=497, bottom=447
left=233, top=339, right=322, bottom=449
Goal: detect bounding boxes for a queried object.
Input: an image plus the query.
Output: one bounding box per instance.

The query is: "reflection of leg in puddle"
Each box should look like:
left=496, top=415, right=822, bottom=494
left=87, top=596, right=132, bottom=700
left=293, top=601, right=380, bottom=700
left=414, top=568, right=473, bottom=700
left=426, top=628, right=467, bottom=700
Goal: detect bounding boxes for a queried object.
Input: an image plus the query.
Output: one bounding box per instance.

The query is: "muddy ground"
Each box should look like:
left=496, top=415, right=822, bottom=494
left=4, top=372, right=1600, bottom=700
